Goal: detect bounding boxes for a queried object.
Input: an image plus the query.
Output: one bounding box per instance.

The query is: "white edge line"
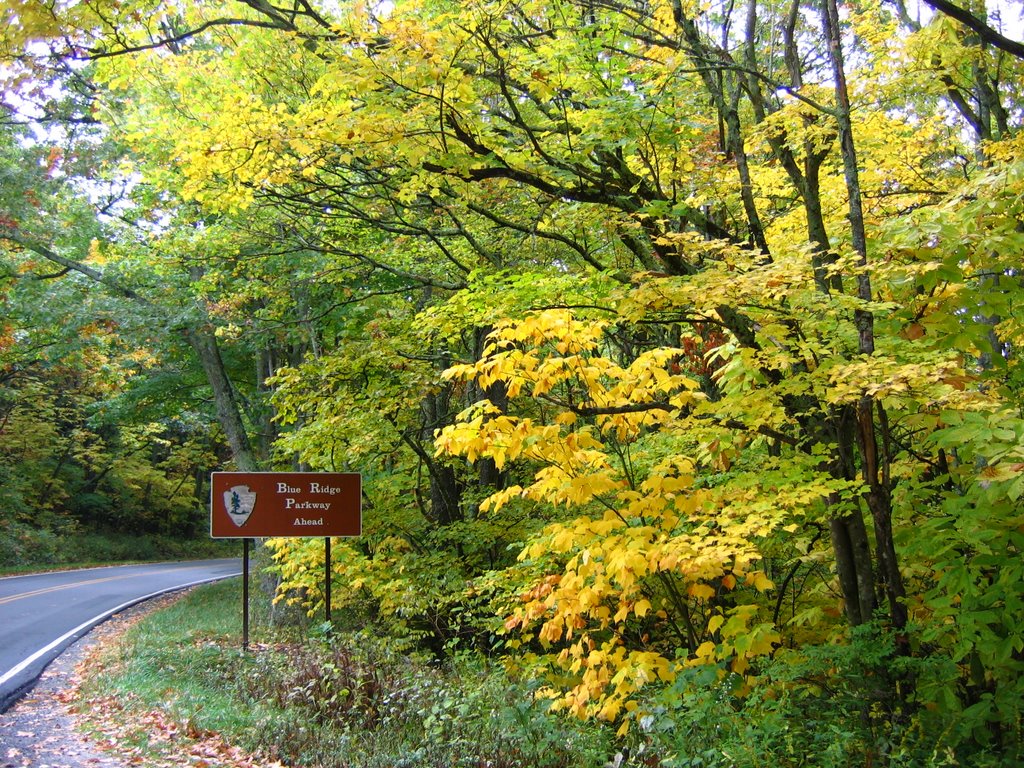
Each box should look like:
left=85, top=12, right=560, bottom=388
left=0, top=572, right=240, bottom=689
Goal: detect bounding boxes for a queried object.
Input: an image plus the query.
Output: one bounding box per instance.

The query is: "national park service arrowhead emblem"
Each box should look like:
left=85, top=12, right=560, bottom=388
left=223, top=484, right=257, bottom=528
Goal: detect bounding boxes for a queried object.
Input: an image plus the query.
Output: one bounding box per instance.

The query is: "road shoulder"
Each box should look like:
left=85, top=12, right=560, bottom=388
left=0, top=592, right=192, bottom=768
left=0, top=619, right=130, bottom=768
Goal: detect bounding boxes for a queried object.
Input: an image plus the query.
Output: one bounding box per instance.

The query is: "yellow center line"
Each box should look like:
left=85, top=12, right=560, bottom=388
left=0, top=565, right=209, bottom=606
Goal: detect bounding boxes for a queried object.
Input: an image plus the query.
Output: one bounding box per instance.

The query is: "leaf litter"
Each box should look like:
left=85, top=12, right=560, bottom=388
left=0, top=590, right=281, bottom=768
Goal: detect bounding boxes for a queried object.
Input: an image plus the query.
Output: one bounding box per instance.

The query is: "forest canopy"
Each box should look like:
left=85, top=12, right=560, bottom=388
left=2, top=0, right=1023, bottom=763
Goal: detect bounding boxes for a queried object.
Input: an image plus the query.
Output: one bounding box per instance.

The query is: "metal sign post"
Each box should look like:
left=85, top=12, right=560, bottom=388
left=242, top=537, right=250, bottom=652
left=325, top=537, right=332, bottom=629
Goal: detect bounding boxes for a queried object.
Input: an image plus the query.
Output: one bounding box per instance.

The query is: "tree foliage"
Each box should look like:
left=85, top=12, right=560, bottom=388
left=3, top=0, right=1024, bottom=762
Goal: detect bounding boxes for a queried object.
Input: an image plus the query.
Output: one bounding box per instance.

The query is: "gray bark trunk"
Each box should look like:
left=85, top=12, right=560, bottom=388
left=183, top=328, right=259, bottom=472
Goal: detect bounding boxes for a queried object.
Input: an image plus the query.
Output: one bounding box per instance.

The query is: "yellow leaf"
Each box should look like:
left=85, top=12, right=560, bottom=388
left=688, top=583, right=716, bottom=600
left=748, top=571, right=774, bottom=592
left=695, top=641, right=716, bottom=659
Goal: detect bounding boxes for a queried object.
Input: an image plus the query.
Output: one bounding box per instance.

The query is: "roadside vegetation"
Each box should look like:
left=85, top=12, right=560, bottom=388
left=80, top=580, right=615, bottom=768
left=0, top=319, right=230, bottom=569
left=83, top=578, right=1016, bottom=767
left=0, top=537, right=233, bottom=576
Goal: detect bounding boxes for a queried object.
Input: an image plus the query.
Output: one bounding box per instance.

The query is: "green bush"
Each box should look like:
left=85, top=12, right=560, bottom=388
left=0, top=529, right=233, bottom=570
left=0, top=522, right=62, bottom=566
left=235, top=635, right=613, bottom=768
left=632, top=623, right=1023, bottom=768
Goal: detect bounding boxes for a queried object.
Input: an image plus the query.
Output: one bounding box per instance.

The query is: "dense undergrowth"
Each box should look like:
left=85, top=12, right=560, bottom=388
left=79, top=579, right=1020, bottom=768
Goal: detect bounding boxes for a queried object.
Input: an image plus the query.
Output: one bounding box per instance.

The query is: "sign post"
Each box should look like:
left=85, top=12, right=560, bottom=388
left=325, top=536, right=332, bottom=627
left=242, top=537, right=250, bottom=651
left=210, top=472, right=361, bottom=650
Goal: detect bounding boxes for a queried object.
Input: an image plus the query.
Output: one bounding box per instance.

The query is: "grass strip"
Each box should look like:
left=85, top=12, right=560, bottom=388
left=77, top=579, right=615, bottom=768
left=76, top=579, right=285, bottom=766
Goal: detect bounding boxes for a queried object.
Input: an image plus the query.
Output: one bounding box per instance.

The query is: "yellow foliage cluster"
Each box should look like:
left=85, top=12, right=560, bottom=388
left=436, top=310, right=785, bottom=722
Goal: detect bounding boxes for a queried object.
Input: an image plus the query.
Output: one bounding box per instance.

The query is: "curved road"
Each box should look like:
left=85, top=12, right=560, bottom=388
left=0, top=558, right=241, bottom=712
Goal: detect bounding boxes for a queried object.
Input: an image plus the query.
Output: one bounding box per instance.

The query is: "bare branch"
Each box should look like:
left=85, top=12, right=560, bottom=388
left=2, top=228, right=150, bottom=304
left=921, top=0, right=1024, bottom=60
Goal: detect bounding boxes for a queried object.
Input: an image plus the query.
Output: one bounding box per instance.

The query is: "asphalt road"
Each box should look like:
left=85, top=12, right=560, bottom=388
left=0, top=559, right=241, bottom=712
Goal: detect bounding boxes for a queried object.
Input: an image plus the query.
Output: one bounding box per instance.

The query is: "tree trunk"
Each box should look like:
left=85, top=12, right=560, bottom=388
left=418, top=380, right=463, bottom=525
left=821, top=0, right=907, bottom=629
left=183, top=328, right=259, bottom=472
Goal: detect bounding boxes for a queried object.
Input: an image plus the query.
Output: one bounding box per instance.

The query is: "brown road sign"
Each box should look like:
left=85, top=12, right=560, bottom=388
left=210, top=472, right=361, bottom=538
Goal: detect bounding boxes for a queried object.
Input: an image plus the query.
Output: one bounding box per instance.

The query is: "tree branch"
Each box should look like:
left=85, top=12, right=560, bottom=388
left=921, top=0, right=1024, bottom=60
left=2, top=229, right=150, bottom=304
left=85, top=17, right=306, bottom=60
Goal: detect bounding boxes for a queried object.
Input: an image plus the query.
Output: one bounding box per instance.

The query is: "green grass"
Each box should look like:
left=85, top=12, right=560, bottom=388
left=81, top=580, right=267, bottom=737
left=79, top=580, right=614, bottom=768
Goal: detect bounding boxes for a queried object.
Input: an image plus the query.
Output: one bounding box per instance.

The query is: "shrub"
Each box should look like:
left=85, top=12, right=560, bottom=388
left=233, top=635, right=613, bottom=767
left=631, top=623, right=1023, bottom=768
